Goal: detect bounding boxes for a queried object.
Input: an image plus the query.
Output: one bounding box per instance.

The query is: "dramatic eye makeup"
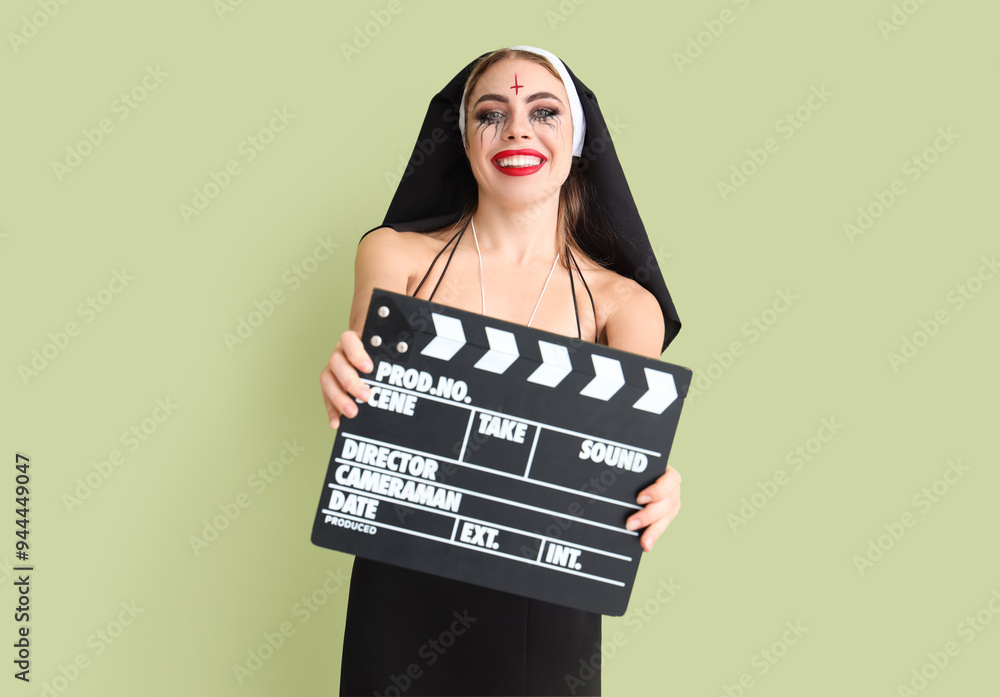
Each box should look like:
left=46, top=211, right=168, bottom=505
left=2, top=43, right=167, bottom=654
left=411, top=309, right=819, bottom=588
left=529, top=106, right=560, bottom=122
left=474, top=106, right=561, bottom=124
left=470, top=88, right=565, bottom=147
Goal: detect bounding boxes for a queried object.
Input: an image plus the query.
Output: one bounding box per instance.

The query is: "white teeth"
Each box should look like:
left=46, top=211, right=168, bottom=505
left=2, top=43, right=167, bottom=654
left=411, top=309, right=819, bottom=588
left=495, top=155, right=543, bottom=167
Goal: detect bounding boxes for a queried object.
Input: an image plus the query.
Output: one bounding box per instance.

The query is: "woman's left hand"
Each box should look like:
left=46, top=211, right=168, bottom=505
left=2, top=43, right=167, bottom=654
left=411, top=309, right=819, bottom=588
left=625, top=465, right=682, bottom=552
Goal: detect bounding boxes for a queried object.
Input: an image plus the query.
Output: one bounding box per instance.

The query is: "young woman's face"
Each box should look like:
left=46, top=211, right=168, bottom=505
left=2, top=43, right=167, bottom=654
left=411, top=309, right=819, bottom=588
left=464, top=58, right=574, bottom=208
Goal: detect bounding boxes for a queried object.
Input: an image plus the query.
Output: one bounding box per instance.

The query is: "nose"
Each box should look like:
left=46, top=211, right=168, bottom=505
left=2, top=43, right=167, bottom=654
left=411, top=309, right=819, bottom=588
left=502, top=108, right=532, bottom=141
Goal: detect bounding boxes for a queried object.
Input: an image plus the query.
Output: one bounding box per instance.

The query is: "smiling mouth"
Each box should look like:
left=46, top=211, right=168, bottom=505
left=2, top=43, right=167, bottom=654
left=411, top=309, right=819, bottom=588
left=494, top=155, right=544, bottom=167
left=491, top=150, right=547, bottom=176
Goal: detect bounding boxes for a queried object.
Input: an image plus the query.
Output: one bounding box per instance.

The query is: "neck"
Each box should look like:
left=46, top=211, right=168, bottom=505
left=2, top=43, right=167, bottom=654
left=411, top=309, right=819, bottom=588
left=470, top=194, right=561, bottom=264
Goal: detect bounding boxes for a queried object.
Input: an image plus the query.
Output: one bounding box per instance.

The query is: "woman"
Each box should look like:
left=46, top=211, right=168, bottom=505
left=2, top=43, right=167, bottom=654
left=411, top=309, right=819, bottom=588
left=320, top=46, right=683, bottom=696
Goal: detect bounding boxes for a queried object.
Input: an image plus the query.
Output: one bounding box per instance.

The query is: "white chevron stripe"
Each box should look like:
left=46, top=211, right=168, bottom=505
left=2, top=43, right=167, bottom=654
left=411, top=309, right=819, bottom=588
left=474, top=327, right=519, bottom=374
left=580, top=355, right=625, bottom=400
left=420, top=313, right=466, bottom=361
left=527, top=341, right=572, bottom=387
left=632, top=368, right=678, bottom=414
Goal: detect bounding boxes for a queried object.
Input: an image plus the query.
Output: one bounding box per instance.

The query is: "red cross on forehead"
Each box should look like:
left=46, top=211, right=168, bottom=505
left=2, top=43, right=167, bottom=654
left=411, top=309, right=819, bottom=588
left=510, top=74, right=524, bottom=95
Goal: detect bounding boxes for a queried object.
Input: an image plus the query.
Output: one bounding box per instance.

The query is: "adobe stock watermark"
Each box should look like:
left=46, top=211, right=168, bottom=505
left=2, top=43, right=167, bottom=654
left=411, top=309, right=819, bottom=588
left=508, top=468, right=629, bottom=561
left=384, top=125, right=451, bottom=192
left=564, top=577, right=681, bottom=695
left=51, top=65, right=168, bottom=182
left=189, top=438, right=307, bottom=555
left=62, top=398, right=180, bottom=514
left=232, top=566, right=349, bottom=685
left=576, top=116, right=629, bottom=170
left=382, top=100, right=461, bottom=190
left=685, top=288, right=799, bottom=404
left=213, top=0, right=247, bottom=21
left=7, top=0, right=73, bottom=53
left=651, top=242, right=673, bottom=267
left=842, top=127, right=959, bottom=243
left=373, top=609, right=478, bottom=697
left=716, top=84, right=833, bottom=201
left=17, top=268, right=136, bottom=385
left=178, top=106, right=295, bottom=223
left=340, top=0, right=406, bottom=63
left=852, top=458, right=969, bottom=576
left=35, top=600, right=145, bottom=697
left=727, top=417, right=843, bottom=533
left=886, top=254, right=997, bottom=372
left=672, top=0, right=753, bottom=73
left=877, top=0, right=932, bottom=40
left=221, top=235, right=340, bottom=353
left=716, top=620, right=809, bottom=697
left=545, top=0, right=588, bottom=31
left=894, top=586, right=1000, bottom=696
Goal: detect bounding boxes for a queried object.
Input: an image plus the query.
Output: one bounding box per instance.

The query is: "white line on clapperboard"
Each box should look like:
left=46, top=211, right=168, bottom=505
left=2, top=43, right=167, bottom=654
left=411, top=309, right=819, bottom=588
left=522, top=426, right=541, bottom=479
left=332, top=458, right=632, bottom=536
left=349, top=432, right=641, bottom=512
left=322, top=506, right=626, bottom=588
left=359, top=378, right=662, bottom=459
left=326, top=480, right=631, bottom=560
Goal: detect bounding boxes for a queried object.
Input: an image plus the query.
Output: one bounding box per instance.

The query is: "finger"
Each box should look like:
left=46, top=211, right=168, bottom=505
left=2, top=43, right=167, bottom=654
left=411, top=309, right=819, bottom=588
left=640, top=496, right=681, bottom=552
left=319, top=363, right=339, bottom=425
left=330, top=349, right=372, bottom=404
left=625, top=491, right=678, bottom=533
left=636, top=466, right=682, bottom=504
left=320, top=363, right=361, bottom=424
left=340, top=330, right=374, bottom=374
left=320, top=365, right=354, bottom=424
left=321, top=376, right=340, bottom=430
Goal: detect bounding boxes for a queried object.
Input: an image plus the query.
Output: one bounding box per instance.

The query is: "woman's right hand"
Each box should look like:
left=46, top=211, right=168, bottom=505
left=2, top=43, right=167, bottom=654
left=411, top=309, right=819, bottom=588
left=320, top=329, right=375, bottom=430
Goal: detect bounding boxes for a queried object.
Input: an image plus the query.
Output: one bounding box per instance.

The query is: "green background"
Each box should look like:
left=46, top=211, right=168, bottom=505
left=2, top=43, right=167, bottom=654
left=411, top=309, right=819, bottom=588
left=2, top=0, right=998, bottom=695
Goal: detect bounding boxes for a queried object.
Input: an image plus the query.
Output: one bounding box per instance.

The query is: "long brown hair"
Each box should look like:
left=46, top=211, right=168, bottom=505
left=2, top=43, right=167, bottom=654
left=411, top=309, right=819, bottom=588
left=449, top=48, right=612, bottom=271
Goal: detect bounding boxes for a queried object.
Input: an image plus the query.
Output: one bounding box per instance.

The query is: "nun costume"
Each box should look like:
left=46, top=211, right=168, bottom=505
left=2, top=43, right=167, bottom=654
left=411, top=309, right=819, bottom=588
left=338, top=46, right=682, bottom=697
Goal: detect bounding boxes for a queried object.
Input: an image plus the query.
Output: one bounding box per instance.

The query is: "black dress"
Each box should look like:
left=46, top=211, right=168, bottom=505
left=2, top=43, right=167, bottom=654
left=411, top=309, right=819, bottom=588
left=339, top=224, right=603, bottom=697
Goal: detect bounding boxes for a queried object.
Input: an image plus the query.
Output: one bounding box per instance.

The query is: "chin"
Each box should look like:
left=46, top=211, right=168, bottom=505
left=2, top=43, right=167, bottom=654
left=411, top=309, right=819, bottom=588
left=471, top=161, right=566, bottom=203
left=495, top=190, right=558, bottom=210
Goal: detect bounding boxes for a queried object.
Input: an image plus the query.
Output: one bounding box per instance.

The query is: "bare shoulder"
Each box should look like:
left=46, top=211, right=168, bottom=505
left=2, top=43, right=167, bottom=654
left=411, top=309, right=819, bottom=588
left=355, top=224, right=461, bottom=292
left=357, top=225, right=421, bottom=263
left=578, top=258, right=663, bottom=359
left=356, top=226, right=439, bottom=273
left=570, top=253, right=656, bottom=315
left=349, top=226, right=448, bottom=330
left=359, top=225, right=457, bottom=255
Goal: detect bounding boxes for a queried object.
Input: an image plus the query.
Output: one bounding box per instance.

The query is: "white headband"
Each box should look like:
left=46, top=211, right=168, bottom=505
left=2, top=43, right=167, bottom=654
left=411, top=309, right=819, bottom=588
left=458, top=45, right=587, bottom=157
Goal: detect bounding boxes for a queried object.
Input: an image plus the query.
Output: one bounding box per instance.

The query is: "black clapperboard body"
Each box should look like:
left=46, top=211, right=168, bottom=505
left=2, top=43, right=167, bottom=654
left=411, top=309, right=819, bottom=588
left=310, top=289, right=692, bottom=616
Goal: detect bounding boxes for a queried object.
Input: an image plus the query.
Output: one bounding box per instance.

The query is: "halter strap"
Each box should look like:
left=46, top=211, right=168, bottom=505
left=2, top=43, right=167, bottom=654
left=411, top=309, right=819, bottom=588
left=413, top=224, right=598, bottom=343
left=566, top=245, right=597, bottom=341
left=411, top=221, right=469, bottom=301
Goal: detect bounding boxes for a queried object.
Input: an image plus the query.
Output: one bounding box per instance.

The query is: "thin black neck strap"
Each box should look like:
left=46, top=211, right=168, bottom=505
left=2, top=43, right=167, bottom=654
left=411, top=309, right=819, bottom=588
left=565, top=244, right=582, bottom=340
left=566, top=245, right=597, bottom=341
left=411, top=221, right=469, bottom=301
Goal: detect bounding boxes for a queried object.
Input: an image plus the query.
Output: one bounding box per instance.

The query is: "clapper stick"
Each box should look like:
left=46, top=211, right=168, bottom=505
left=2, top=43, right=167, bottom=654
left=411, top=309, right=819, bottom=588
left=311, top=289, right=692, bottom=616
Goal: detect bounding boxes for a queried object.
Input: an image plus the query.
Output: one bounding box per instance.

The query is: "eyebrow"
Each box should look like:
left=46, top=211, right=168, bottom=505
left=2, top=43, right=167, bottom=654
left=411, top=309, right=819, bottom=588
left=473, top=91, right=564, bottom=108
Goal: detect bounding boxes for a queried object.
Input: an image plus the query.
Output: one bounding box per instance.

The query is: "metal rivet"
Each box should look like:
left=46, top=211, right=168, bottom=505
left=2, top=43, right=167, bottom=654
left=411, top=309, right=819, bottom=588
left=377, top=305, right=389, bottom=318
left=370, top=335, right=382, bottom=347
left=396, top=341, right=408, bottom=353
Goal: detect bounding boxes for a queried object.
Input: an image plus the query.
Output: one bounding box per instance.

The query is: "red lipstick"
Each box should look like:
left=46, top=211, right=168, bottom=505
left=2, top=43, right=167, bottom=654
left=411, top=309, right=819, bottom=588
left=491, top=149, right=547, bottom=176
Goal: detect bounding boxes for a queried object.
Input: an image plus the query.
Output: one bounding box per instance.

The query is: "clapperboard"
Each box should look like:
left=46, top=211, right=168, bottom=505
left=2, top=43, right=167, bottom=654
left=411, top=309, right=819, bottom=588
left=310, top=289, right=691, bottom=615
